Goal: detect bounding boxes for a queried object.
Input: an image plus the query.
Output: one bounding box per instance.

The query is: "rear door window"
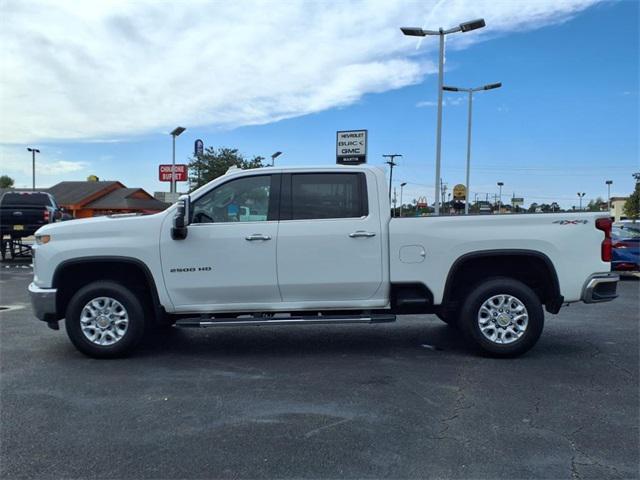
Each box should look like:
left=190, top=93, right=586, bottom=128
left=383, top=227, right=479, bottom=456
left=288, top=173, right=367, bottom=220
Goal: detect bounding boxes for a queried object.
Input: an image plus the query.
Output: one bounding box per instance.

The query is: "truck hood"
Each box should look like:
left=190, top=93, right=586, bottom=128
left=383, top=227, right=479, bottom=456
left=35, top=212, right=166, bottom=239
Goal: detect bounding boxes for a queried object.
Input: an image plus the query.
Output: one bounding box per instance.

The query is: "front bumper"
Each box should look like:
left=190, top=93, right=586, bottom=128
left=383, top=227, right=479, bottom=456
left=28, top=283, right=57, bottom=322
left=581, top=273, right=619, bottom=303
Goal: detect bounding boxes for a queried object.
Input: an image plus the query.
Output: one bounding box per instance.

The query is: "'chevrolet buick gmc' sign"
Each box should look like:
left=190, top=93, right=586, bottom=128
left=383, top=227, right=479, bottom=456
left=336, top=130, right=367, bottom=164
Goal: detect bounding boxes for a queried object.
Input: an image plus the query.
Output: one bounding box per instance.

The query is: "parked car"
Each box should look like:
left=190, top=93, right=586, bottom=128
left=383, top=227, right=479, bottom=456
left=29, top=165, right=618, bottom=358
left=611, top=223, right=640, bottom=271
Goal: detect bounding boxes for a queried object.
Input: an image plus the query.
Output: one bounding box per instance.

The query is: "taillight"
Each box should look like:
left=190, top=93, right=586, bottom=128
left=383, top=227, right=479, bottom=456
left=595, top=217, right=612, bottom=262
left=43, top=210, right=50, bottom=222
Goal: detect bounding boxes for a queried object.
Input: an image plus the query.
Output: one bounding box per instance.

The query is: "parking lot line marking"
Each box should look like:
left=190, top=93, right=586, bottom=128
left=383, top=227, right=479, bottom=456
left=304, top=418, right=352, bottom=439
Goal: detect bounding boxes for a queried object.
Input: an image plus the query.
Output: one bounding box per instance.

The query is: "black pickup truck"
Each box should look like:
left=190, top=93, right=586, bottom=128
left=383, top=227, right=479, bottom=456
left=0, top=191, right=61, bottom=259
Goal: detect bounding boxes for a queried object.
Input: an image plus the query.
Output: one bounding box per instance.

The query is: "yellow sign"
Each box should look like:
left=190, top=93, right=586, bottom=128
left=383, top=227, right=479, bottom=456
left=453, top=184, right=466, bottom=200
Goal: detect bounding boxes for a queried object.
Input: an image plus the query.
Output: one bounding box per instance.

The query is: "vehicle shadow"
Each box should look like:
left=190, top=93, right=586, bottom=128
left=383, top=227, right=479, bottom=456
left=136, top=319, right=472, bottom=359
left=132, top=317, right=601, bottom=361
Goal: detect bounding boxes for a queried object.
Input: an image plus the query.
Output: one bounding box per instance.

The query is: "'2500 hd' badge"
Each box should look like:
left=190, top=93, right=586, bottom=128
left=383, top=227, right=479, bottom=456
left=170, top=266, right=212, bottom=273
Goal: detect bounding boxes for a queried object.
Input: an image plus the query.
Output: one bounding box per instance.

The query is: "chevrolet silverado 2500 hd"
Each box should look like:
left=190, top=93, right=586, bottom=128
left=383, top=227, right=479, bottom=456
left=29, top=165, right=618, bottom=358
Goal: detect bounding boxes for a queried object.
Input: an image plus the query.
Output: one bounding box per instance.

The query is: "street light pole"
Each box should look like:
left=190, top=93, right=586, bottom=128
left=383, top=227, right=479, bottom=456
left=400, top=182, right=407, bottom=217
left=170, top=126, right=186, bottom=194
left=497, top=182, right=504, bottom=214
left=271, top=151, right=282, bottom=166
left=605, top=180, right=612, bottom=214
left=401, top=18, right=486, bottom=216
left=26, top=148, right=40, bottom=190
left=577, top=192, right=586, bottom=211
left=434, top=30, right=445, bottom=216
left=383, top=154, right=402, bottom=203
left=443, top=82, right=502, bottom=215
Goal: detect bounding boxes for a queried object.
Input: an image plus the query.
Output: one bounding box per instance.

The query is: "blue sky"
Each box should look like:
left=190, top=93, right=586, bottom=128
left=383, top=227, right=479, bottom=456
left=1, top=0, right=637, bottom=208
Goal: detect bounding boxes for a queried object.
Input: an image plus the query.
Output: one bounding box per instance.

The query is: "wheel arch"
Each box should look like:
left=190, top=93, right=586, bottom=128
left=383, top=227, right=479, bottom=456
left=442, top=249, right=563, bottom=314
left=52, top=256, right=164, bottom=321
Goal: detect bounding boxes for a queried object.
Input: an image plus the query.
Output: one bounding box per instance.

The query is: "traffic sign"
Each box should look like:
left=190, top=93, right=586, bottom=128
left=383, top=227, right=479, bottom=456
left=453, top=184, right=466, bottom=200
left=336, top=130, right=367, bottom=164
left=159, top=164, right=188, bottom=182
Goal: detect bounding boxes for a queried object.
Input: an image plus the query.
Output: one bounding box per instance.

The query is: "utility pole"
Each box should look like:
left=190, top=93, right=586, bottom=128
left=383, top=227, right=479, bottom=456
left=26, top=148, right=40, bottom=190
left=400, top=182, right=407, bottom=217
left=383, top=154, right=402, bottom=203
left=440, top=179, right=448, bottom=207
left=392, top=187, right=398, bottom=217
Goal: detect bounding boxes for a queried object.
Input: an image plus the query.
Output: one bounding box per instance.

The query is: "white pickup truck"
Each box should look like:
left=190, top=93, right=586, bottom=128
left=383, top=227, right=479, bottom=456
left=29, top=165, right=618, bottom=358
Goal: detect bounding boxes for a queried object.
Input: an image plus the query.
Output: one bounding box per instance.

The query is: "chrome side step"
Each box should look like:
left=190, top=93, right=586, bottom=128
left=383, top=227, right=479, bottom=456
left=175, top=314, right=396, bottom=328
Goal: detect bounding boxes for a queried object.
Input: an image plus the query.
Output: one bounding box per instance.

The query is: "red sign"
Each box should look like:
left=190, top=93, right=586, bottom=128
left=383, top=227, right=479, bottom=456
left=159, top=164, right=188, bottom=182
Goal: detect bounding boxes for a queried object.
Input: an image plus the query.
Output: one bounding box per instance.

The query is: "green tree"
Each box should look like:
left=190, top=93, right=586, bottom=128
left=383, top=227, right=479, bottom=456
left=586, top=197, right=605, bottom=212
left=188, top=147, right=265, bottom=190
left=623, top=183, right=640, bottom=221
left=0, top=175, right=15, bottom=188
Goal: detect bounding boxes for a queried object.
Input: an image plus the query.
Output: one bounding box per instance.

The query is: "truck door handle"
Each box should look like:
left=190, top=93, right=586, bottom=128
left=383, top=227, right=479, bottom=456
left=349, top=231, right=376, bottom=238
left=245, top=234, right=271, bottom=241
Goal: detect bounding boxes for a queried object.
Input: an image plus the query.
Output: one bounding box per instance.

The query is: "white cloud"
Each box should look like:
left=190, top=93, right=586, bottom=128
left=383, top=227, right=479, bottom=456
left=0, top=0, right=601, bottom=143
left=0, top=145, right=89, bottom=187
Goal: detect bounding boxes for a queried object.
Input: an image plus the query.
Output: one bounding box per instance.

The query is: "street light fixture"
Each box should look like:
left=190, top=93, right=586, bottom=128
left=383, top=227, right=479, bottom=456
left=170, top=127, right=186, bottom=194
left=497, top=182, right=504, bottom=214
left=271, top=151, right=282, bottom=166
left=443, top=82, right=502, bottom=215
left=383, top=154, right=402, bottom=203
left=400, top=182, right=407, bottom=217
left=605, top=180, right=613, bottom=214
left=401, top=18, right=486, bottom=216
left=577, top=192, right=586, bottom=211
left=26, top=147, right=40, bottom=190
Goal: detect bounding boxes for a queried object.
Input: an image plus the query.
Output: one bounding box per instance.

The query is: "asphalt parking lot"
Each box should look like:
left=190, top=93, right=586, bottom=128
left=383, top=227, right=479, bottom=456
left=1, top=261, right=638, bottom=479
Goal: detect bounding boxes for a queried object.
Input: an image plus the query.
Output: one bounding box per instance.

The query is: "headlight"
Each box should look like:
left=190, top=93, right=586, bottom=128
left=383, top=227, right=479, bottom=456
left=35, top=234, right=51, bottom=245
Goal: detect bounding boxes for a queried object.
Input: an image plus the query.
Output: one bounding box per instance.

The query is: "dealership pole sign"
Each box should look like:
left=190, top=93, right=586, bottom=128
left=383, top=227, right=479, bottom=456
left=194, top=139, right=204, bottom=157
left=159, top=164, right=188, bottom=182
left=336, top=130, right=367, bottom=164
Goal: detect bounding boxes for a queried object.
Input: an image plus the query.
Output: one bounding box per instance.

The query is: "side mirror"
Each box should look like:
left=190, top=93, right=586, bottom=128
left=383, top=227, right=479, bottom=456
left=171, top=195, right=190, bottom=240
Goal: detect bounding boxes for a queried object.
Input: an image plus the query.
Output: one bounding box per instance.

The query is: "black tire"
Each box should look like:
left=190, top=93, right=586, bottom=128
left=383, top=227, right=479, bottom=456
left=459, top=277, right=544, bottom=357
left=65, top=281, right=147, bottom=358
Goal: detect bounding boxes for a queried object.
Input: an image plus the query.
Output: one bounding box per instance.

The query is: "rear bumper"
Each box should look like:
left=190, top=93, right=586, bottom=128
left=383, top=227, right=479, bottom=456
left=28, top=283, right=57, bottom=322
left=581, top=273, right=619, bottom=303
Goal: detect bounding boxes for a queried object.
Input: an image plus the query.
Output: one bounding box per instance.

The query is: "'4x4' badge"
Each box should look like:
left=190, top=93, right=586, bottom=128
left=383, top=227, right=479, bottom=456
left=553, top=220, right=588, bottom=225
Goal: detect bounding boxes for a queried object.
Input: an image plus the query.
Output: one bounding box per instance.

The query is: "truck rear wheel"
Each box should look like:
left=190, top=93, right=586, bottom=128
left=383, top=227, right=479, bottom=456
left=459, top=277, right=544, bottom=357
left=65, top=281, right=146, bottom=358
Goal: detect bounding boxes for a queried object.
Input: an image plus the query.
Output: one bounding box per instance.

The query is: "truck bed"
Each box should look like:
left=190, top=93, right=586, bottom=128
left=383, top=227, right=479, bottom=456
left=389, top=212, right=609, bottom=304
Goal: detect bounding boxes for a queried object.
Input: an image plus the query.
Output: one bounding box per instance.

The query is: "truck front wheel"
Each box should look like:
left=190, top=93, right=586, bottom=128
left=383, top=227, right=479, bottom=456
left=65, top=281, right=146, bottom=358
left=459, top=277, right=544, bottom=357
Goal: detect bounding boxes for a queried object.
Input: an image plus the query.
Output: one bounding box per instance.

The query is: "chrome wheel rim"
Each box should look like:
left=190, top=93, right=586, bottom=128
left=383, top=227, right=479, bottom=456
left=477, top=294, right=528, bottom=345
left=80, top=297, right=129, bottom=346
